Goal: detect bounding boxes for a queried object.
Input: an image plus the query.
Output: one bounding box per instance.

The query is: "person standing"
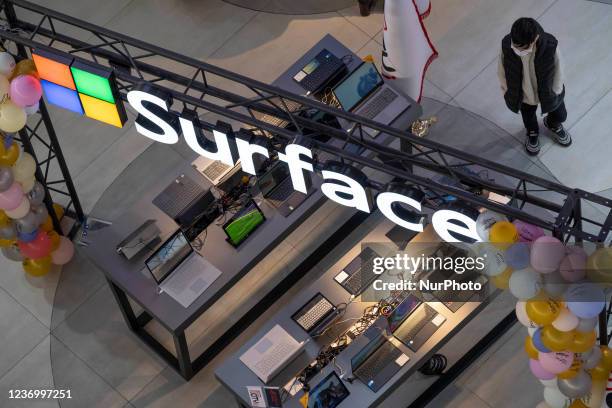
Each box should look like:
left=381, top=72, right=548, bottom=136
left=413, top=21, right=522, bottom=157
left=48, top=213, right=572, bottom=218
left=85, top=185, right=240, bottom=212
left=498, top=17, right=571, bottom=155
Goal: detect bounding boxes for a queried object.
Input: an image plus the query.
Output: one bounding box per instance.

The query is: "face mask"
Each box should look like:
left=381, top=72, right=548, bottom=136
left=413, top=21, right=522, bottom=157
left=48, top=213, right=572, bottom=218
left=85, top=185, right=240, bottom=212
left=512, top=44, right=533, bottom=57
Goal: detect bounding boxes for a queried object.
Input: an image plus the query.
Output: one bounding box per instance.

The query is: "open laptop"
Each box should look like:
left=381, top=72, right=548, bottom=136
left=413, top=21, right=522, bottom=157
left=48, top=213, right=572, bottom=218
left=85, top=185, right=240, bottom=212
left=350, top=324, right=409, bottom=392
left=390, top=301, right=446, bottom=352
left=145, top=230, right=222, bottom=308
left=332, top=62, right=410, bottom=138
left=334, top=247, right=385, bottom=296
left=192, top=156, right=242, bottom=187
left=240, top=324, right=306, bottom=383
left=257, top=161, right=312, bottom=217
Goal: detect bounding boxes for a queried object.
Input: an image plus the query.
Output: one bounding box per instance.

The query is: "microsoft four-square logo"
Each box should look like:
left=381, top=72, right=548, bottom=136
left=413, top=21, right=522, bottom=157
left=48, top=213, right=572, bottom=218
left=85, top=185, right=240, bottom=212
left=32, top=49, right=127, bottom=128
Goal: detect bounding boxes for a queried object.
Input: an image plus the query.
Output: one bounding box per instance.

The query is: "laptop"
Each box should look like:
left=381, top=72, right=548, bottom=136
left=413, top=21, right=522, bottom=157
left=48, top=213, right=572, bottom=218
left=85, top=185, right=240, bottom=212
left=293, top=48, right=347, bottom=95
left=351, top=324, right=409, bottom=392
left=332, top=62, right=411, bottom=138
left=334, top=247, right=385, bottom=296
left=145, top=230, right=222, bottom=308
left=192, top=156, right=242, bottom=187
left=257, top=161, right=312, bottom=217
left=223, top=200, right=266, bottom=247
left=240, top=324, right=306, bottom=383
left=291, top=292, right=340, bottom=336
left=391, top=303, right=446, bottom=352
left=307, top=372, right=350, bottom=408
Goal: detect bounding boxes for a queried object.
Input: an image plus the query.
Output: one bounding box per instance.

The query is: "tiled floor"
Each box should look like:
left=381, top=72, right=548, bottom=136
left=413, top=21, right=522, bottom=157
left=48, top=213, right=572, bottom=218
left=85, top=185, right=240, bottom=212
left=1, top=0, right=612, bottom=407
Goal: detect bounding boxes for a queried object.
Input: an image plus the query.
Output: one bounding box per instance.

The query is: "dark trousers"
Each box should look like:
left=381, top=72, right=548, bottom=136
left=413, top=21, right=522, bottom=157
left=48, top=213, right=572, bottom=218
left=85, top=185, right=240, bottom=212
left=520, top=101, right=567, bottom=134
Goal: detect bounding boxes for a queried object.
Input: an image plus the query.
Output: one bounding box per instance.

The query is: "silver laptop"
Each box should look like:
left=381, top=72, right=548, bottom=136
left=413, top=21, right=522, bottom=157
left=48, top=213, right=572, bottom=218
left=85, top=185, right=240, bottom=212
left=332, top=62, right=410, bottom=138
left=191, top=156, right=241, bottom=186
left=240, top=324, right=306, bottom=383
left=145, top=230, right=222, bottom=308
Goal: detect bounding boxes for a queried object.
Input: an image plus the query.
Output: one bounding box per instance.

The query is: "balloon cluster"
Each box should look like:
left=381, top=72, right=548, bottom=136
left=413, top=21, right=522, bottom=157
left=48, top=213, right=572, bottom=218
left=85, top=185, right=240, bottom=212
left=0, top=52, right=75, bottom=277
left=474, top=211, right=611, bottom=408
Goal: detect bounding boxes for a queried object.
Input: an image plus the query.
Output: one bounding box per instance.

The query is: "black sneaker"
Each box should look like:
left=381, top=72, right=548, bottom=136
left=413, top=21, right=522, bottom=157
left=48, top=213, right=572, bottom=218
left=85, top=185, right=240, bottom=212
left=544, top=116, right=572, bottom=146
left=524, top=131, right=540, bottom=156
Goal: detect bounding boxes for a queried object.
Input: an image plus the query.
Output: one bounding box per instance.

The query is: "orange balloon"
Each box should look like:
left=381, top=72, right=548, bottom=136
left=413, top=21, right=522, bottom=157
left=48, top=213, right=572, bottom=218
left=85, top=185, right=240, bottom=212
left=589, top=362, right=610, bottom=381
left=0, top=140, right=20, bottom=166
left=9, top=59, right=38, bottom=80
left=541, top=325, right=574, bottom=352
left=52, top=203, right=64, bottom=220
left=601, top=346, right=612, bottom=370
left=40, top=215, right=54, bottom=232
left=524, top=336, right=539, bottom=359
left=491, top=266, right=513, bottom=289
left=48, top=231, right=61, bottom=251
left=569, top=400, right=588, bottom=408
left=557, top=358, right=582, bottom=379
left=526, top=299, right=562, bottom=326
left=489, top=221, right=519, bottom=250
left=571, top=330, right=597, bottom=353
left=22, top=256, right=52, bottom=277
left=0, top=237, right=14, bottom=247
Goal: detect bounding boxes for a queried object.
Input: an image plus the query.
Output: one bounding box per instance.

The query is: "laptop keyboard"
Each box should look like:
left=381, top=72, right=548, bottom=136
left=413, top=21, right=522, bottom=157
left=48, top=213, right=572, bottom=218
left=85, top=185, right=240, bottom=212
left=359, top=88, right=398, bottom=119
left=396, top=304, right=437, bottom=341
left=343, top=248, right=379, bottom=295
left=253, top=342, right=297, bottom=376
left=203, top=160, right=231, bottom=182
left=295, top=297, right=334, bottom=332
left=268, top=179, right=295, bottom=202
left=356, top=341, right=402, bottom=381
left=153, top=176, right=203, bottom=219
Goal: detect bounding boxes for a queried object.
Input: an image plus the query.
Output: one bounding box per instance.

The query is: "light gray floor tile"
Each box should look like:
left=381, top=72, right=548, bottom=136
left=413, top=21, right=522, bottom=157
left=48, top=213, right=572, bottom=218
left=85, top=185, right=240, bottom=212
left=538, top=0, right=612, bottom=129
left=463, top=325, right=544, bottom=408
left=50, top=249, right=106, bottom=330
left=52, top=285, right=166, bottom=401
left=49, top=335, right=127, bottom=408
left=0, top=257, right=59, bottom=329
left=539, top=89, right=612, bottom=192
left=339, top=1, right=384, bottom=38
left=427, top=384, right=492, bottom=408
left=0, top=287, right=48, bottom=379
left=0, top=336, right=58, bottom=408
left=425, top=0, right=556, bottom=97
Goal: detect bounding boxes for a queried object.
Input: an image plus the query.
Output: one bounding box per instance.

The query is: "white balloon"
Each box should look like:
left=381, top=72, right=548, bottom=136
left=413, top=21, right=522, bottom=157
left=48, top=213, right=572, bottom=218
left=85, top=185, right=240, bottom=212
left=509, top=267, right=542, bottom=299
left=528, top=326, right=537, bottom=337
left=582, top=346, right=602, bottom=369
left=552, top=309, right=579, bottom=332
left=540, top=378, right=559, bottom=388
left=542, top=271, right=568, bottom=299
left=24, top=101, right=39, bottom=116
left=576, top=316, right=598, bottom=333
left=536, top=403, right=552, bottom=408
left=480, top=243, right=507, bottom=276
left=476, top=210, right=508, bottom=241
left=0, top=52, right=15, bottom=76
left=516, top=301, right=539, bottom=328
left=543, top=387, right=571, bottom=408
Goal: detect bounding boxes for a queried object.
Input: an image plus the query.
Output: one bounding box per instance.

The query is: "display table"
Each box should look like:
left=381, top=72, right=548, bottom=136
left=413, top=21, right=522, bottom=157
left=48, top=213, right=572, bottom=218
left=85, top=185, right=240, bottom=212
left=82, top=34, right=422, bottom=380
left=215, top=216, right=500, bottom=407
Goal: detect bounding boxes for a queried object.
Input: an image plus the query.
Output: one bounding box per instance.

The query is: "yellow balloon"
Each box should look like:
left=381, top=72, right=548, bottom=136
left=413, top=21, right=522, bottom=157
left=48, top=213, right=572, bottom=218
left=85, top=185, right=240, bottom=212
left=601, top=346, right=612, bottom=370
left=41, top=215, right=54, bottom=233
left=22, top=256, right=52, bottom=277
left=569, top=400, right=589, bottom=408
left=9, top=59, right=37, bottom=80
left=571, top=330, right=597, bottom=353
left=526, top=299, right=562, bottom=326
left=0, top=209, right=8, bottom=226
left=587, top=248, right=612, bottom=287
left=0, top=100, right=27, bottom=133
left=589, top=363, right=610, bottom=381
left=12, top=152, right=36, bottom=184
left=53, top=203, right=64, bottom=220
left=491, top=266, right=513, bottom=289
left=0, top=237, right=14, bottom=247
left=489, top=221, right=519, bottom=250
left=0, top=74, right=8, bottom=100
left=541, top=325, right=574, bottom=352
left=0, top=138, right=20, bottom=166
left=557, top=357, right=582, bottom=379
left=48, top=230, right=61, bottom=251
left=524, top=336, right=539, bottom=359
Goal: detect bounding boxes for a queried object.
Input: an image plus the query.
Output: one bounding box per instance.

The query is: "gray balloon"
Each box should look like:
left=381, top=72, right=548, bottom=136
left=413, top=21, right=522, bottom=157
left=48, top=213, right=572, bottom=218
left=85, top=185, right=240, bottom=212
left=27, top=182, right=45, bottom=206
left=583, top=346, right=602, bottom=369
left=576, top=317, right=598, bottom=332
left=15, top=211, right=39, bottom=235
left=558, top=370, right=592, bottom=399
left=30, top=205, right=48, bottom=227
left=0, top=223, right=16, bottom=239
left=0, top=167, right=13, bottom=192
left=1, top=245, right=24, bottom=262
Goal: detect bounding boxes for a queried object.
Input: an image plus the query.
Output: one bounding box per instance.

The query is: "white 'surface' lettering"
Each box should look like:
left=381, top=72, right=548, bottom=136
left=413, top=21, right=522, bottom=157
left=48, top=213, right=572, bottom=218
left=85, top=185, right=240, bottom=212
left=127, top=90, right=178, bottom=144
left=321, top=170, right=371, bottom=213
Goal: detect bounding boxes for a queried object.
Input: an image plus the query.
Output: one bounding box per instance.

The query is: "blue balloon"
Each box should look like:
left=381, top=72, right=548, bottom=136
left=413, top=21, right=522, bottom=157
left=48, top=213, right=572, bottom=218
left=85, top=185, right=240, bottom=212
left=532, top=328, right=550, bottom=353
left=505, top=242, right=530, bottom=270
left=18, top=229, right=38, bottom=243
left=565, top=283, right=605, bottom=319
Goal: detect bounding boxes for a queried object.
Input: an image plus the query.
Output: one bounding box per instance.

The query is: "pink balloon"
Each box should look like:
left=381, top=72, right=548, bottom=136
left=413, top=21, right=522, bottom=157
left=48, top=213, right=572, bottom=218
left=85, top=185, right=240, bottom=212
left=18, top=231, right=52, bottom=259
left=9, top=75, right=42, bottom=107
left=514, top=220, right=545, bottom=242
left=51, top=237, right=74, bottom=265
left=539, top=351, right=574, bottom=374
left=0, top=182, right=25, bottom=211
left=559, top=251, right=587, bottom=282
left=531, top=236, right=565, bottom=274
left=530, top=358, right=556, bottom=380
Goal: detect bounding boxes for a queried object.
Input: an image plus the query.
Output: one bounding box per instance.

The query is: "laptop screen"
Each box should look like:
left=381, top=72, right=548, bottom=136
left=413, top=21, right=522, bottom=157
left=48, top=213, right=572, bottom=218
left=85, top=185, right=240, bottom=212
left=307, top=372, right=349, bottom=408
left=223, top=200, right=265, bottom=247
left=387, top=295, right=422, bottom=332
left=350, top=326, right=386, bottom=370
left=257, top=162, right=290, bottom=197
left=333, top=62, right=383, bottom=112
left=145, top=231, right=193, bottom=283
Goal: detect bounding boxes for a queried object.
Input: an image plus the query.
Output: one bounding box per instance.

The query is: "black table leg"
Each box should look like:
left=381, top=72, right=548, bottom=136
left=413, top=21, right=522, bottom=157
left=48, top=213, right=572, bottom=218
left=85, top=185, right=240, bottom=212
left=174, top=332, right=194, bottom=380
left=106, top=278, right=139, bottom=331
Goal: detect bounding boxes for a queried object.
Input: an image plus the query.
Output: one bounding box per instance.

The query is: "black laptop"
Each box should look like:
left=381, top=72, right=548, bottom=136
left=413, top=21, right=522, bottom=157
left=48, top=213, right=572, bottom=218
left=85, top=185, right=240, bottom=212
left=257, top=161, right=312, bottom=217
left=334, top=247, right=384, bottom=296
